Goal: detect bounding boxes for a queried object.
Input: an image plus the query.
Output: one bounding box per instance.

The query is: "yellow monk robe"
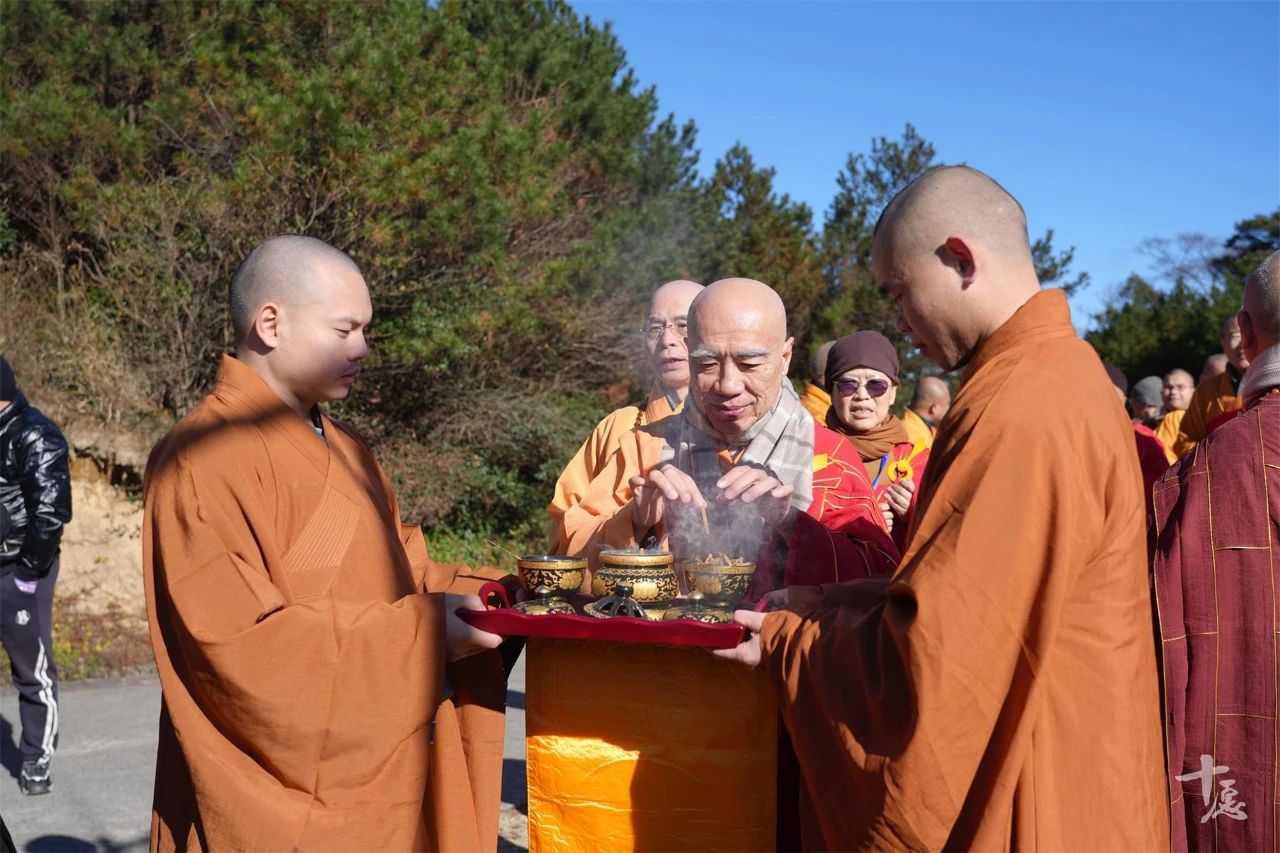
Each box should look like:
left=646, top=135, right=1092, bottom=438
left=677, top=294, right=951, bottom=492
left=556, top=412, right=672, bottom=569
left=1153, top=408, right=1184, bottom=463
left=798, top=381, right=831, bottom=420
left=144, top=355, right=514, bottom=851
left=1173, top=367, right=1241, bottom=455
left=758, top=290, right=1167, bottom=850
left=547, top=387, right=675, bottom=552
left=900, top=406, right=935, bottom=451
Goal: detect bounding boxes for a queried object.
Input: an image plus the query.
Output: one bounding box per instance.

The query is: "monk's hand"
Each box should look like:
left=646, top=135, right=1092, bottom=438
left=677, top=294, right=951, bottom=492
left=444, top=593, right=503, bottom=662
left=712, top=609, right=765, bottom=668
left=760, top=585, right=825, bottom=614
left=884, top=478, right=915, bottom=517
left=716, top=466, right=794, bottom=527
left=631, top=465, right=705, bottom=539
left=878, top=498, right=895, bottom=531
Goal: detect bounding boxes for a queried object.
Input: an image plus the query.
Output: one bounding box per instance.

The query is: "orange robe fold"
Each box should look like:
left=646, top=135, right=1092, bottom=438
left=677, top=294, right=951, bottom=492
left=799, top=382, right=831, bottom=420
left=144, top=355, right=511, bottom=852
left=1174, top=368, right=1241, bottom=455
left=757, top=290, right=1167, bottom=850
left=547, top=388, right=675, bottom=552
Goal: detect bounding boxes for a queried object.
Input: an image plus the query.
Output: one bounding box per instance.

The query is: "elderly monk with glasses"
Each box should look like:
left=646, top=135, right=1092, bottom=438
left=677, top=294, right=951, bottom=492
left=822, top=331, right=930, bottom=550
left=548, top=279, right=703, bottom=556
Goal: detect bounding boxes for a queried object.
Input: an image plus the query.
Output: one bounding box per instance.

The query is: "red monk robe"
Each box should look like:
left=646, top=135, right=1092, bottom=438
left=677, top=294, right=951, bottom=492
left=144, top=355, right=514, bottom=851
left=757, top=290, right=1167, bottom=849
left=1133, top=421, right=1172, bottom=511
left=1154, top=388, right=1280, bottom=851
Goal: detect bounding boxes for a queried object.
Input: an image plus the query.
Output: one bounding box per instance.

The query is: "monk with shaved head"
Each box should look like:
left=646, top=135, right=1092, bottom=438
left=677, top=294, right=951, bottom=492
left=901, top=374, right=950, bottom=451
left=145, top=235, right=517, bottom=850
left=1174, top=314, right=1252, bottom=454
left=626, top=277, right=897, bottom=592
left=716, top=166, right=1167, bottom=850
left=549, top=279, right=703, bottom=561
left=1154, top=367, right=1195, bottom=457
left=1155, top=250, right=1280, bottom=850
left=798, top=339, right=835, bottom=419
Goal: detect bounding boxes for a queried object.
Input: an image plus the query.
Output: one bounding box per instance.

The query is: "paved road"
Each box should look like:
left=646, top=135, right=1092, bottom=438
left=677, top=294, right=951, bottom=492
left=0, top=655, right=529, bottom=852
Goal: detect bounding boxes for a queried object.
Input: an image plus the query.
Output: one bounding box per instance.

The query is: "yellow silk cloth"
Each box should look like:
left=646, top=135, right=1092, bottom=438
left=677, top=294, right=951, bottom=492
left=525, top=638, right=777, bottom=852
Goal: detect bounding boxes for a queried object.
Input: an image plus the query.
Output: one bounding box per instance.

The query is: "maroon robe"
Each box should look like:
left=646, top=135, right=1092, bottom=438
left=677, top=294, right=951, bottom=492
left=1154, top=388, right=1280, bottom=851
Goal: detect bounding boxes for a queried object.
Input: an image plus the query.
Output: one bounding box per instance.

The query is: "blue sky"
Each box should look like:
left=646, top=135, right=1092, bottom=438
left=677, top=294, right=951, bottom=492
left=573, top=0, right=1280, bottom=329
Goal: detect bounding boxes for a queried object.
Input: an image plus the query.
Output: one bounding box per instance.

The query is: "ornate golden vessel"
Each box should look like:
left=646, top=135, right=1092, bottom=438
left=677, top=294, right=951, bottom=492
left=680, top=557, right=755, bottom=609
left=592, top=549, right=678, bottom=608
left=513, top=585, right=577, bottom=616
left=664, top=592, right=734, bottom=624
left=517, top=554, right=588, bottom=596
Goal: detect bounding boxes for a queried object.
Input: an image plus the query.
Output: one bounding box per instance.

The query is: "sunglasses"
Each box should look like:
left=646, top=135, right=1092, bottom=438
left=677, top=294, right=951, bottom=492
left=833, top=378, right=891, bottom=399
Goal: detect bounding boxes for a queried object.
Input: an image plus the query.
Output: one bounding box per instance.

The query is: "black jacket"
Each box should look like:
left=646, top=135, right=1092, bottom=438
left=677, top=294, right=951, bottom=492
left=0, top=393, right=72, bottom=579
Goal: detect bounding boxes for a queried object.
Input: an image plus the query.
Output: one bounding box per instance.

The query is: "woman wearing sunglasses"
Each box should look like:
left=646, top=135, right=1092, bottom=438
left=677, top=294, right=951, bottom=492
left=823, top=330, right=930, bottom=550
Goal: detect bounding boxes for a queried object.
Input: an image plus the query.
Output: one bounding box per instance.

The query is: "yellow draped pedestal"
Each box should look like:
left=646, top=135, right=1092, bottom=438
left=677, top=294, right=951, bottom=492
left=525, top=637, right=778, bottom=852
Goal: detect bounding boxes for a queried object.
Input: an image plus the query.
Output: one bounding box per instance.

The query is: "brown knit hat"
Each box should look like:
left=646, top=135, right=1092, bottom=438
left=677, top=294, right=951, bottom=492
left=824, top=331, right=901, bottom=390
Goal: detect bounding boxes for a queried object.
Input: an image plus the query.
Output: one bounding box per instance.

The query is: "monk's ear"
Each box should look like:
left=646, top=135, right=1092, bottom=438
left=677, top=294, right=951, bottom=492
left=253, top=302, right=283, bottom=350
left=1238, top=309, right=1256, bottom=353
left=943, top=236, right=977, bottom=287
left=780, top=336, right=794, bottom=372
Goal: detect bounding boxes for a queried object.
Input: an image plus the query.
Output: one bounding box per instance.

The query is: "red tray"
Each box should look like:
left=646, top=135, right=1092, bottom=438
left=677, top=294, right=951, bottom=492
left=457, top=582, right=750, bottom=650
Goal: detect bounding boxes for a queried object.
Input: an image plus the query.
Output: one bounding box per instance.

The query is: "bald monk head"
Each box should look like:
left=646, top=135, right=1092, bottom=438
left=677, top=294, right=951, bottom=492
left=228, top=235, right=371, bottom=418
left=643, top=279, right=704, bottom=402
left=809, top=340, right=835, bottom=387
left=1240, top=250, right=1280, bottom=363
left=1200, top=353, right=1228, bottom=386
left=1219, top=313, right=1250, bottom=372
left=1161, top=369, right=1194, bottom=412
left=872, top=166, right=1039, bottom=372
left=686, top=278, right=794, bottom=437
left=910, top=375, right=951, bottom=424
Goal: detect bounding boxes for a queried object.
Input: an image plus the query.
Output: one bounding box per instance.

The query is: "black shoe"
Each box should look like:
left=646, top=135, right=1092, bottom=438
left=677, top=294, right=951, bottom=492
left=19, top=759, right=51, bottom=795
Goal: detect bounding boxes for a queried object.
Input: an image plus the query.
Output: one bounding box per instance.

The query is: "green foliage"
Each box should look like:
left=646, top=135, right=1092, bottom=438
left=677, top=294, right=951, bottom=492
left=0, top=0, right=1113, bottom=547
left=1087, top=211, right=1279, bottom=378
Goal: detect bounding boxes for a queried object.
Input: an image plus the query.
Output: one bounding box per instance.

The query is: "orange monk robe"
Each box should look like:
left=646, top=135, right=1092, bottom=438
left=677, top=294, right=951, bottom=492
left=900, top=406, right=936, bottom=451
left=1174, top=367, right=1242, bottom=455
left=798, top=382, right=831, bottom=420
left=547, top=388, right=675, bottom=551
left=144, top=355, right=515, bottom=852
left=1154, top=407, right=1185, bottom=463
left=757, top=290, right=1167, bottom=850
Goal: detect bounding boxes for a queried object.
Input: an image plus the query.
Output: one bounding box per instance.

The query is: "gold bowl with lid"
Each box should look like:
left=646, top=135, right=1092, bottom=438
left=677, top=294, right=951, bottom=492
left=591, top=549, right=678, bottom=608
left=517, top=555, right=588, bottom=597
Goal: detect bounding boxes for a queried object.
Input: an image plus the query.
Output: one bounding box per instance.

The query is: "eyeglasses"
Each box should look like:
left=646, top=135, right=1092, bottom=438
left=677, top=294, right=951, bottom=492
left=642, top=321, right=688, bottom=341
left=833, top=378, right=891, bottom=398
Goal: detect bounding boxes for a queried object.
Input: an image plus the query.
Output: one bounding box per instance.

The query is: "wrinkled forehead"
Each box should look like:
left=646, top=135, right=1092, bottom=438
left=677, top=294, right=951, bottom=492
left=690, top=301, right=784, bottom=345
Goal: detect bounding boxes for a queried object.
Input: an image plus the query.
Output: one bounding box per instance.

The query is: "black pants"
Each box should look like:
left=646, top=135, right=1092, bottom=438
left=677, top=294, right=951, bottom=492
left=0, top=559, right=59, bottom=765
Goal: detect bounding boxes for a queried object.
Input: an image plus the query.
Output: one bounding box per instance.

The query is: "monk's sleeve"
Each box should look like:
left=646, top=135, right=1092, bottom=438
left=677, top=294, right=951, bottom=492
left=547, top=410, right=629, bottom=551
left=759, top=418, right=1091, bottom=849
left=147, top=450, right=443, bottom=791
left=558, top=440, right=644, bottom=559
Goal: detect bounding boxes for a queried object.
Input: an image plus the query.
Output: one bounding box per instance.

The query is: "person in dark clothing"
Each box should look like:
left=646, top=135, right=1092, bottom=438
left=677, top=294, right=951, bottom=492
left=0, top=356, right=72, bottom=795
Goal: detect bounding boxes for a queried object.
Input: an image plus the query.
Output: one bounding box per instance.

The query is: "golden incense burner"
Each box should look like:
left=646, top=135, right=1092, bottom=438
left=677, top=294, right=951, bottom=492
left=680, top=554, right=755, bottom=609
left=592, top=549, right=678, bottom=615
left=517, top=554, right=588, bottom=597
